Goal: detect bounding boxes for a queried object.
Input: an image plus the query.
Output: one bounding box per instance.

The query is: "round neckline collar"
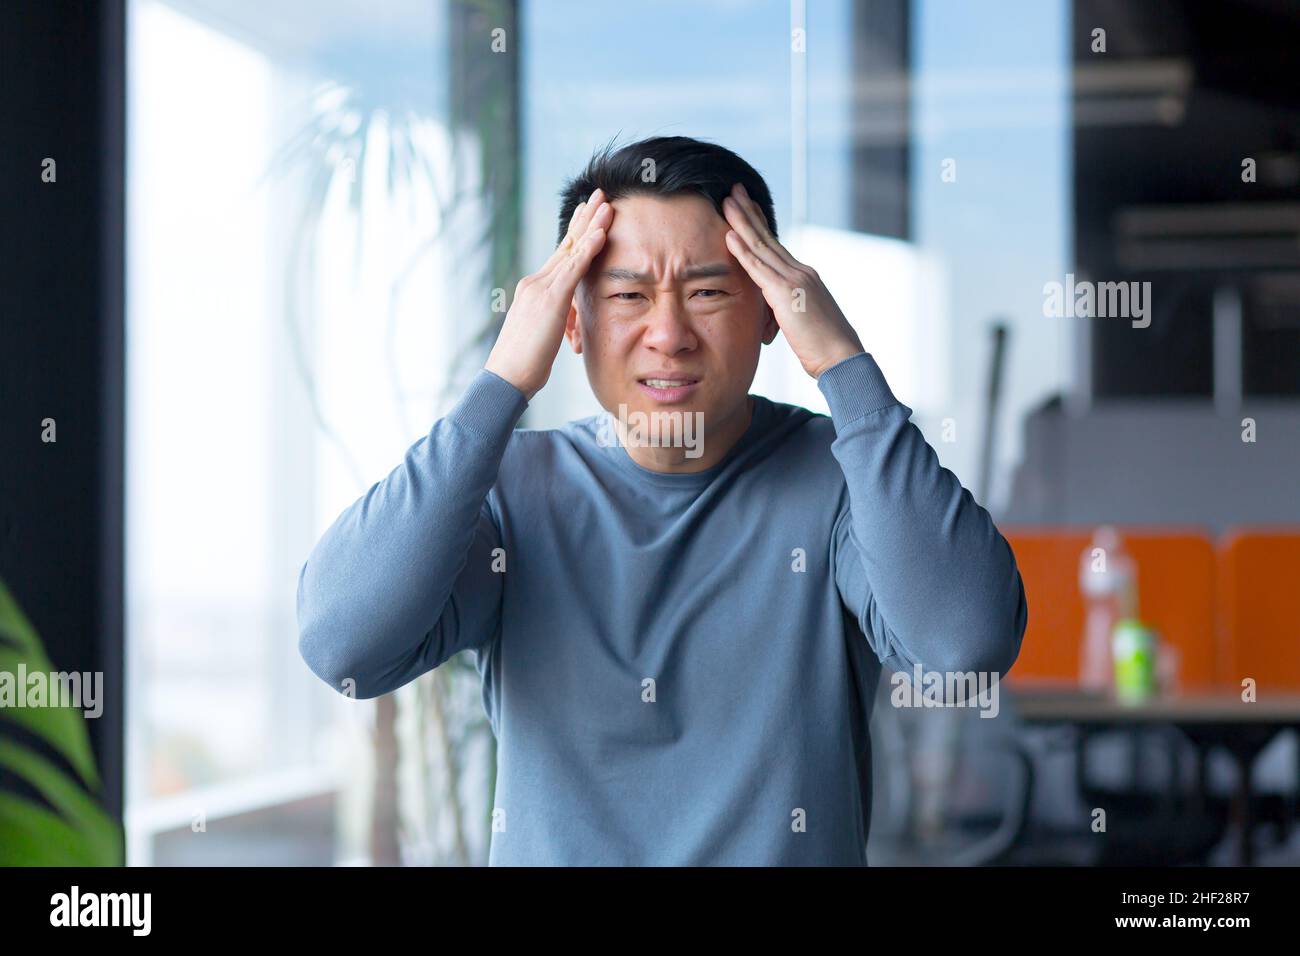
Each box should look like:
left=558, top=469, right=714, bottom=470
left=589, top=395, right=771, bottom=487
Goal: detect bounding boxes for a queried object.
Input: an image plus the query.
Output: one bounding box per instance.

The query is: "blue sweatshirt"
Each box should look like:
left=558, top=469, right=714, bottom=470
left=296, top=351, right=1028, bottom=865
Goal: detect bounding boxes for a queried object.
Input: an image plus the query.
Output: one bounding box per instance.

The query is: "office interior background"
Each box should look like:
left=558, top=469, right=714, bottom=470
left=1, top=0, right=1297, bottom=866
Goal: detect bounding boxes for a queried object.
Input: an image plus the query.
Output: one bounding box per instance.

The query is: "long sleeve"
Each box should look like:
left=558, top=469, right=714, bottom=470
left=818, top=351, right=1028, bottom=680
left=296, top=368, right=529, bottom=699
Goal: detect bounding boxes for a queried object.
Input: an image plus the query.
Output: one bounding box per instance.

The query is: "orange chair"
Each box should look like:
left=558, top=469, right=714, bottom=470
left=1003, top=527, right=1217, bottom=690
left=1124, top=532, right=1218, bottom=690
left=1001, top=529, right=1089, bottom=684
left=1217, top=529, right=1300, bottom=692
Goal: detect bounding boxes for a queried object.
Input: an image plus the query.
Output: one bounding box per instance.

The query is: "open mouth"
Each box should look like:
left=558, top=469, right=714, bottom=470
left=636, top=376, right=701, bottom=402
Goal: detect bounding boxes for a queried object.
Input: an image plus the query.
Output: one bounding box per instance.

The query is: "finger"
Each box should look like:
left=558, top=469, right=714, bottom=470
left=722, top=194, right=800, bottom=281
left=724, top=228, right=784, bottom=297
left=732, top=184, right=793, bottom=252
left=732, top=185, right=806, bottom=274
left=538, top=199, right=594, bottom=276
left=544, top=218, right=608, bottom=301
left=539, top=188, right=605, bottom=277
left=731, top=190, right=802, bottom=274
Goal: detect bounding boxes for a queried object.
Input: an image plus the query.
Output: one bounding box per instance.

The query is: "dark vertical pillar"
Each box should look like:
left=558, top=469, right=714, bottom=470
left=0, top=0, right=126, bottom=828
left=448, top=0, right=523, bottom=411
left=850, top=0, right=910, bottom=240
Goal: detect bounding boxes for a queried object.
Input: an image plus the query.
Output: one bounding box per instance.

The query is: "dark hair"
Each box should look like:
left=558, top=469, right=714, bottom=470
left=556, top=134, right=778, bottom=247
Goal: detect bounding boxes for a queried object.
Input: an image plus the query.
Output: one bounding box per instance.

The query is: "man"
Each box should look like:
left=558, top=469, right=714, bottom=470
left=297, top=135, right=1028, bottom=866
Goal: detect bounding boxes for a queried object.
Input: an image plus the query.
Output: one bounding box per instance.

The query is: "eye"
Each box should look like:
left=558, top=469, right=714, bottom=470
left=612, top=292, right=644, bottom=301
left=692, top=289, right=726, bottom=298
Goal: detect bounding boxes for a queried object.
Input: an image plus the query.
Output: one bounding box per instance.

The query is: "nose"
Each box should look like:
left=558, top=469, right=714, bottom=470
left=640, top=295, right=697, bottom=355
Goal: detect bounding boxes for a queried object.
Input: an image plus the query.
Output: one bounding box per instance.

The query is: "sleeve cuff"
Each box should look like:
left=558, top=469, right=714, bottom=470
left=816, top=352, right=901, bottom=425
left=445, top=368, right=530, bottom=444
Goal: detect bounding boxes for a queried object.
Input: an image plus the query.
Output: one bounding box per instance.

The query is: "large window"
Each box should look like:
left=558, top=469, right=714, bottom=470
left=124, top=0, right=1076, bottom=866
left=125, top=0, right=483, bottom=864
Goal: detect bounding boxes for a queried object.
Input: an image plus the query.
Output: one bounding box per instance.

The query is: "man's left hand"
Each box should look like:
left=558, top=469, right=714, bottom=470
left=723, top=182, right=865, bottom=380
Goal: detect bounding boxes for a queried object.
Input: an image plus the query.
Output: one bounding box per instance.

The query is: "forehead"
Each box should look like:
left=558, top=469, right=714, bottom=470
left=597, top=192, right=727, bottom=260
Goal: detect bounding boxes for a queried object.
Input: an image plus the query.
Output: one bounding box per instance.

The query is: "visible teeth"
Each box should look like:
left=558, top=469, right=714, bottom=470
left=645, top=379, right=692, bottom=388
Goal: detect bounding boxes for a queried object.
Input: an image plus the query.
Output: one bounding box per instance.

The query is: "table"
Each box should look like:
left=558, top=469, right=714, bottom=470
left=1008, top=685, right=1300, bottom=865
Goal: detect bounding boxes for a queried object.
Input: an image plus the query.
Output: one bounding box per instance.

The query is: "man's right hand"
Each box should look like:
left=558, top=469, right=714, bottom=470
left=484, top=188, right=612, bottom=401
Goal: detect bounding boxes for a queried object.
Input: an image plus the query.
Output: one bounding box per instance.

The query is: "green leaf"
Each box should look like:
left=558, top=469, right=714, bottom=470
left=0, top=739, right=120, bottom=865
left=0, top=577, right=43, bottom=657
left=0, top=644, right=101, bottom=791
left=0, top=793, right=106, bottom=866
left=0, top=578, right=121, bottom=865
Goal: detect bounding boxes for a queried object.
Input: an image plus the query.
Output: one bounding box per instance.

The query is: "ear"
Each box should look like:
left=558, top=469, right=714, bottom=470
left=760, top=304, right=779, bottom=345
left=564, top=297, right=583, bottom=354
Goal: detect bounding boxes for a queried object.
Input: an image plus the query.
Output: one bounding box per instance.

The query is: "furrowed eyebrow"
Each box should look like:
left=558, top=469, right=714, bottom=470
left=599, top=263, right=735, bottom=283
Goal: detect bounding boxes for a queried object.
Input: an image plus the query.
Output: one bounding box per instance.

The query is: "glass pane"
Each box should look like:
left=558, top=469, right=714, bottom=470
left=127, top=0, right=468, bottom=865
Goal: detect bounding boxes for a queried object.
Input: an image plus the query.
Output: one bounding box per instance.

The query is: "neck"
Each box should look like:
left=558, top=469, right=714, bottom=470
left=617, top=395, right=754, bottom=473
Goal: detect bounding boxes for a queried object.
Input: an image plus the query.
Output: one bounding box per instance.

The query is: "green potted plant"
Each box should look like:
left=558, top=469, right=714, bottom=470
left=0, top=579, right=121, bottom=865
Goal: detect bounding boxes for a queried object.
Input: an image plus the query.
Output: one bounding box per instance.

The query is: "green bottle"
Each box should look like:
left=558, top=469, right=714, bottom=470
left=1111, top=619, right=1157, bottom=703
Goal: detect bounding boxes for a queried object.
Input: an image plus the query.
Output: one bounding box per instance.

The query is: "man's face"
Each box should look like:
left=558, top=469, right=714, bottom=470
left=566, top=192, right=778, bottom=433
